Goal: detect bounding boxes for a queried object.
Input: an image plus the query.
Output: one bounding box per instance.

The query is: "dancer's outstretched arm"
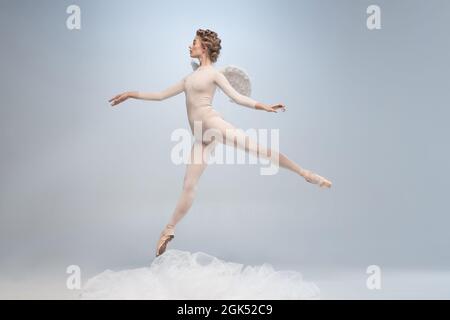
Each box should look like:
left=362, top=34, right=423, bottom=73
left=109, top=76, right=186, bottom=106
left=213, top=71, right=286, bottom=113
left=213, top=71, right=258, bottom=109
left=136, top=77, right=186, bottom=101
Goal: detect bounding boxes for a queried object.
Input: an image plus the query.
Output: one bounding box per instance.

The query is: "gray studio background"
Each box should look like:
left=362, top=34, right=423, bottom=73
left=1, top=0, right=449, bottom=297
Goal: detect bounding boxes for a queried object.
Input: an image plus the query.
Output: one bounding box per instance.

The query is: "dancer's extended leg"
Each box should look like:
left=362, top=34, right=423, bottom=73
left=205, top=117, right=332, bottom=188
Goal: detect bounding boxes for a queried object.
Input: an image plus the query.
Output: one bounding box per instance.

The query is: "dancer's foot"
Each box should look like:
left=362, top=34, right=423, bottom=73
left=156, top=224, right=175, bottom=257
left=300, top=169, right=332, bottom=188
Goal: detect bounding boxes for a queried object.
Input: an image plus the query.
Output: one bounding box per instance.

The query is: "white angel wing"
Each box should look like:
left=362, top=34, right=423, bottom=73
left=190, top=61, right=253, bottom=104
left=218, top=65, right=252, bottom=104
left=190, top=60, right=200, bottom=71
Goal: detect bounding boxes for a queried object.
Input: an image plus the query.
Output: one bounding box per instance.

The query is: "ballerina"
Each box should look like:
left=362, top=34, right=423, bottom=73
left=108, top=28, right=332, bottom=258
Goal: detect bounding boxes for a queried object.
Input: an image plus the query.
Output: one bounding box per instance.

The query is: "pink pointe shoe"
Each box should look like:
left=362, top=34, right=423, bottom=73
left=156, top=224, right=175, bottom=257
left=301, top=169, right=332, bottom=189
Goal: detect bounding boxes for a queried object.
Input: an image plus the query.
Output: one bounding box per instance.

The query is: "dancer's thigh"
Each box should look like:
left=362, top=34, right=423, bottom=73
left=187, top=140, right=217, bottom=168
left=204, top=116, right=270, bottom=157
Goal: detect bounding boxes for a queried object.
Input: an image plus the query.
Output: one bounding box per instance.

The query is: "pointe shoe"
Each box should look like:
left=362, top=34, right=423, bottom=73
left=301, top=169, right=332, bottom=188
left=156, top=224, right=175, bottom=257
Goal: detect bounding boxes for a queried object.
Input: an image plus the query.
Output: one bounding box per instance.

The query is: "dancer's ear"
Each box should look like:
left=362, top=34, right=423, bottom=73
left=201, top=42, right=208, bottom=55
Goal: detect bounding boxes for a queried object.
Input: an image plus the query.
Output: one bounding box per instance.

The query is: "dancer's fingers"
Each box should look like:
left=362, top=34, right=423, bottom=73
left=112, top=94, right=128, bottom=106
left=272, top=104, right=286, bottom=112
left=111, top=98, right=120, bottom=107
left=108, top=93, right=121, bottom=102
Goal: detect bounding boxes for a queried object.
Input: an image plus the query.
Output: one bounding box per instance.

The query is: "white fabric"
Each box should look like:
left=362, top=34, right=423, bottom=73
left=80, top=249, right=320, bottom=300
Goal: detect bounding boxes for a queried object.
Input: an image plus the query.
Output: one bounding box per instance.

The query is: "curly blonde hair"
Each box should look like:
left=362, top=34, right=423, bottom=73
left=196, top=29, right=222, bottom=63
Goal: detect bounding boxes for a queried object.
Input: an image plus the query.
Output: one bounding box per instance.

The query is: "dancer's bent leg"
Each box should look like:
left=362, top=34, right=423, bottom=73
left=167, top=140, right=216, bottom=228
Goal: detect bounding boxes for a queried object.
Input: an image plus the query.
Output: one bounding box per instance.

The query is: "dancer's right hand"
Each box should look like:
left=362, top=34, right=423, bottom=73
left=109, top=92, right=131, bottom=107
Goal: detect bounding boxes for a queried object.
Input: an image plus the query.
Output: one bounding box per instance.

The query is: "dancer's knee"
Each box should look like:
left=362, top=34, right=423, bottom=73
left=247, top=139, right=273, bottom=159
left=262, top=147, right=273, bottom=158
left=183, top=178, right=198, bottom=193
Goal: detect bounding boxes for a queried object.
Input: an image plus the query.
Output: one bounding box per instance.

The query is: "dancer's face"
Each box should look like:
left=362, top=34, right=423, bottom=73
left=189, top=36, right=206, bottom=59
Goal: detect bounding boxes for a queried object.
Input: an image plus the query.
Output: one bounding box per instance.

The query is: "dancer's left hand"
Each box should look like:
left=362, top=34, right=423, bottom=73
left=256, top=103, right=287, bottom=113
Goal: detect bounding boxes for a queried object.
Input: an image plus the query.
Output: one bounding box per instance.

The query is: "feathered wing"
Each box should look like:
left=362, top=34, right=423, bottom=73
left=190, top=61, right=254, bottom=104
left=191, top=60, right=200, bottom=71
left=218, top=65, right=253, bottom=104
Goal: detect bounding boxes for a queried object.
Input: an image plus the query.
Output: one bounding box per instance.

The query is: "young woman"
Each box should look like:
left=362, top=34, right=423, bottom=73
left=108, top=29, right=332, bottom=257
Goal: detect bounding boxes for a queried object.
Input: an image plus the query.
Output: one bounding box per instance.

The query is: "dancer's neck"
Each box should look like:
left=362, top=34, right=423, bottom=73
left=198, top=57, right=213, bottom=68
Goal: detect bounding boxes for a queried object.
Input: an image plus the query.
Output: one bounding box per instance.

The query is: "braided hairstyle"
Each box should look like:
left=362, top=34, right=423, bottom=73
left=196, top=29, right=222, bottom=63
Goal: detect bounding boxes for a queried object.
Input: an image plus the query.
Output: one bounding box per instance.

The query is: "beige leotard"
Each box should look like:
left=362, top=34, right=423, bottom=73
left=137, top=65, right=258, bottom=137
